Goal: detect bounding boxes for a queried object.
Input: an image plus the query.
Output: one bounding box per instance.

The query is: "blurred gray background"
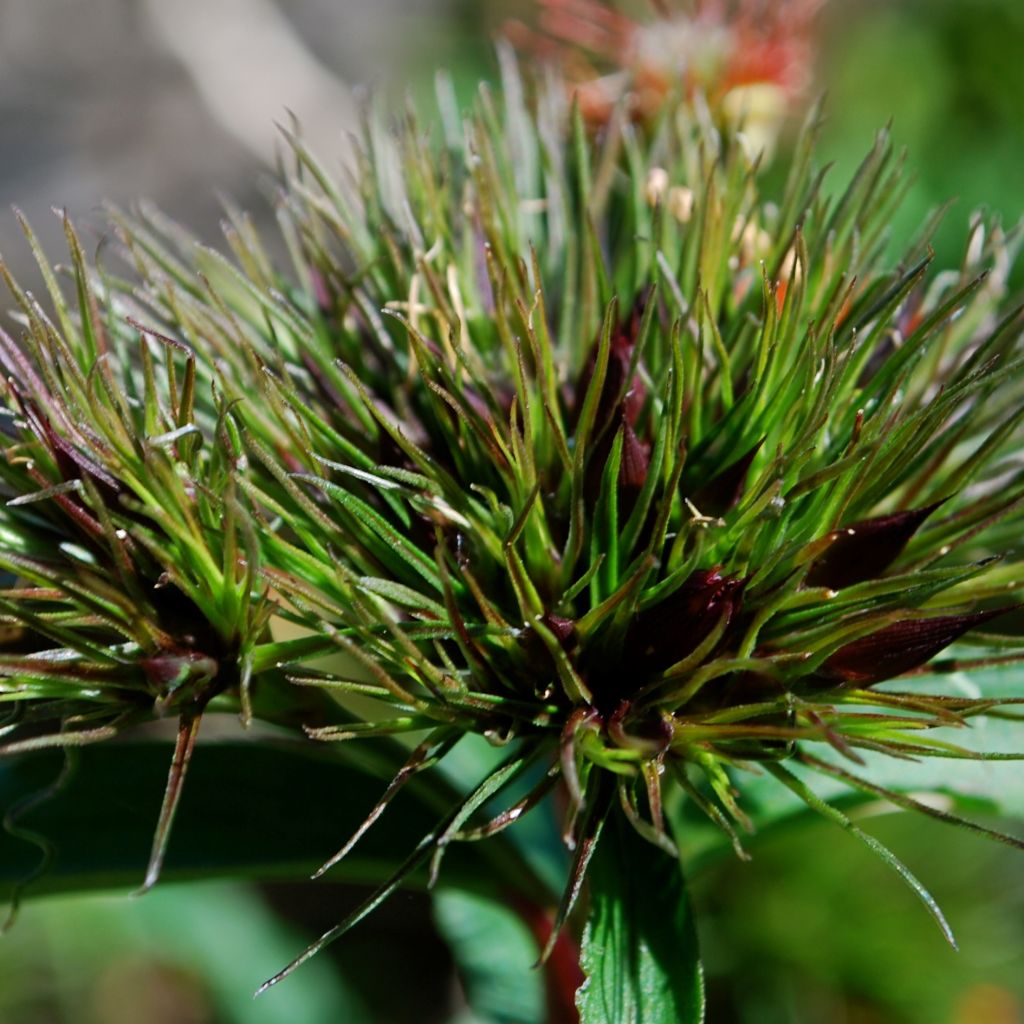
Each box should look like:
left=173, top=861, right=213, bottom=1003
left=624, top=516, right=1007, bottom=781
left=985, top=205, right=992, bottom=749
left=0, top=0, right=459, bottom=280
left=2, top=0, right=1022, bottom=285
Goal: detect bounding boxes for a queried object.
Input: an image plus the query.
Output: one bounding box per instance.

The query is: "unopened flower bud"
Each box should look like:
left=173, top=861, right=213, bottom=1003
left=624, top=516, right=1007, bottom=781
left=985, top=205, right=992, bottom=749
left=668, top=185, right=694, bottom=223
left=645, top=167, right=670, bottom=206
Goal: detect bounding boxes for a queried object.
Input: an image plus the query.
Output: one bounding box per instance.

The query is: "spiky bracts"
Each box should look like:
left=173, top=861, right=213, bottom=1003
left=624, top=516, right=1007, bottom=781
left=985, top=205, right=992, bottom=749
left=1, top=49, right=1023, bottom=987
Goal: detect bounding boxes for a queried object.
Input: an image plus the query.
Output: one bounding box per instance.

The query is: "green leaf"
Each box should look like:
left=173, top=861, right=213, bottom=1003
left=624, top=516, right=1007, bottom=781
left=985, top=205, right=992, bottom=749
left=577, top=809, right=705, bottom=1024
left=0, top=735, right=549, bottom=903
left=434, top=886, right=544, bottom=1024
left=10, top=883, right=372, bottom=1024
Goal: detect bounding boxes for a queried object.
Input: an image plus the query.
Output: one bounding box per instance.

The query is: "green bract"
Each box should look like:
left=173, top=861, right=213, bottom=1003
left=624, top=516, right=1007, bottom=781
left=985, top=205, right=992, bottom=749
left=1, top=49, right=1023, bottom=1009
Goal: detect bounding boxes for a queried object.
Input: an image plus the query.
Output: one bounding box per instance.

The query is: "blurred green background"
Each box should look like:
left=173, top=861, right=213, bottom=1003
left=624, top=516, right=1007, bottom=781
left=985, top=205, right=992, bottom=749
left=816, top=0, right=1024, bottom=282
left=1, top=1, right=1022, bottom=1021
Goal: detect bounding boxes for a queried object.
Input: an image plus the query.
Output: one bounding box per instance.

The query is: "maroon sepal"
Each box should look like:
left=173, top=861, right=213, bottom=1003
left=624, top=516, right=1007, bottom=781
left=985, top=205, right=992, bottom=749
left=21, top=401, right=121, bottom=502
left=584, top=406, right=652, bottom=508
left=575, top=293, right=653, bottom=510
left=541, top=613, right=576, bottom=646
left=515, top=612, right=577, bottom=698
left=617, top=419, right=651, bottom=524
left=626, top=568, right=745, bottom=674
left=620, top=420, right=650, bottom=492
left=691, top=438, right=763, bottom=517
left=821, top=607, right=1012, bottom=686
left=806, top=501, right=944, bottom=590
left=141, top=650, right=218, bottom=686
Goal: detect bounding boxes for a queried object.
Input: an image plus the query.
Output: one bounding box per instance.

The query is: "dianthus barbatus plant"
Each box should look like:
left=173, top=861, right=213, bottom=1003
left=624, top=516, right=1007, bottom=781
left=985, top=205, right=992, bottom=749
left=2, top=39, right=1024, bottom=1023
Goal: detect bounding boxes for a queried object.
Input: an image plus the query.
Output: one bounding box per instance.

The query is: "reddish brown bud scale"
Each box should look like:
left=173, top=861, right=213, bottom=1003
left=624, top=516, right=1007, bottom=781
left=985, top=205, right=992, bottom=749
left=626, top=568, right=745, bottom=674
left=141, top=649, right=220, bottom=708
left=541, top=612, right=576, bottom=646
left=806, top=501, right=944, bottom=590
left=23, top=402, right=121, bottom=499
left=578, top=296, right=654, bottom=506
left=583, top=568, right=745, bottom=714
left=619, top=419, right=651, bottom=493
left=821, top=607, right=1012, bottom=685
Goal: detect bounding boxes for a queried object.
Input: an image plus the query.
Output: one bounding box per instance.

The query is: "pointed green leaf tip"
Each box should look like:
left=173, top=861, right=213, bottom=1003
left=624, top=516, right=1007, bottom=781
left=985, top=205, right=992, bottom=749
left=577, top=809, right=705, bottom=1024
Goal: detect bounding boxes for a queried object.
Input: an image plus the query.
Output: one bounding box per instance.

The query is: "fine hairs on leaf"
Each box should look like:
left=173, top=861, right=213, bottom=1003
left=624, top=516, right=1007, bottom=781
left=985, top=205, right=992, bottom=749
left=577, top=805, right=705, bottom=1023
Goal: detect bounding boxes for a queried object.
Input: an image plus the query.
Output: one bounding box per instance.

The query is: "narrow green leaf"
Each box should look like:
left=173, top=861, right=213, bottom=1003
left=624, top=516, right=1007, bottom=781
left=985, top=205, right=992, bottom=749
left=764, top=762, right=958, bottom=949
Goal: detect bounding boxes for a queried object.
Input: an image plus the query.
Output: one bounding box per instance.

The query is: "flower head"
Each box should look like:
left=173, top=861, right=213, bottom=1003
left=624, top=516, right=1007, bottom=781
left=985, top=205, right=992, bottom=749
left=0, top=36, right=1022, bottom=999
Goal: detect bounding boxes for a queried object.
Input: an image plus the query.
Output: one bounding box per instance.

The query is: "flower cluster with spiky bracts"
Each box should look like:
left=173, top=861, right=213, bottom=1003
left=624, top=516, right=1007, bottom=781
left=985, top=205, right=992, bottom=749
left=1, top=36, right=1024, bottom=991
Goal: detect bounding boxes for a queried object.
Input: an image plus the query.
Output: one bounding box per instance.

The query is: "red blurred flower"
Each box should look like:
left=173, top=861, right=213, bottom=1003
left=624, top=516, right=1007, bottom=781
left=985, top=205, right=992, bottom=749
left=507, top=0, right=822, bottom=129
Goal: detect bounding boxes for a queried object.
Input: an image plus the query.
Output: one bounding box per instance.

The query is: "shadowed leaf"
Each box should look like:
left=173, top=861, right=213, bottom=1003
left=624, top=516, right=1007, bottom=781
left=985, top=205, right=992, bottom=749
left=691, top=438, right=764, bottom=517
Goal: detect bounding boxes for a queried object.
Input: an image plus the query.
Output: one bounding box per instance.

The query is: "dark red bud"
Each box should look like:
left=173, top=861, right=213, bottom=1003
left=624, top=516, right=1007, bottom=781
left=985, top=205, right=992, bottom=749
left=821, top=607, right=1012, bottom=685
left=627, top=568, right=745, bottom=674
left=806, top=501, right=944, bottom=590
left=584, top=412, right=652, bottom=507
left=620, top=420, right=650, bottom=492
left=142, top=649, right=219, bottom=698
left=607, top=700, right=674, bottom=750
left=615, top=289, right=652, bottom=425
left=541, top=613, right=576, bottom=646
left=26, top=405, right=121, bottom=500
left=516, top=613, right=576, bottom=692
left=691, top=439, right=763, bottom=517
